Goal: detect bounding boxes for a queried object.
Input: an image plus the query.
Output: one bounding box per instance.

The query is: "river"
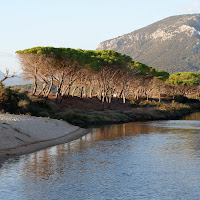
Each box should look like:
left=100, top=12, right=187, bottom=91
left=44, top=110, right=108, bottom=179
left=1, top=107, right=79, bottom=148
left=1, top=112, right=200, bottom=200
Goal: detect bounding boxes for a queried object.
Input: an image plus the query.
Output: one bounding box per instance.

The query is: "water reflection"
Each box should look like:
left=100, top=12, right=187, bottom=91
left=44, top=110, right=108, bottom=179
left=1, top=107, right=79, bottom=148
left=1, top=114, right=200, bottom=199
left=7, top=121, right=200, bottom=175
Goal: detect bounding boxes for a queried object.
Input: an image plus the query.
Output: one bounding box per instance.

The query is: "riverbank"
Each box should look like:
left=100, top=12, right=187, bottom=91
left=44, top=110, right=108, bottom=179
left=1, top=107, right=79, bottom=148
left=50, top=96, right=200, bottom=127
left=0, top=114, right=90, bottom=162
left=1, top=96, right=200, bottom=162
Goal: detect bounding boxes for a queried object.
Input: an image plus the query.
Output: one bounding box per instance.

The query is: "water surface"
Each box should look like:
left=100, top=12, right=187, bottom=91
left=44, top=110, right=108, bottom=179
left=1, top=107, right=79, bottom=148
left=1, top=112, right=200, bottom=200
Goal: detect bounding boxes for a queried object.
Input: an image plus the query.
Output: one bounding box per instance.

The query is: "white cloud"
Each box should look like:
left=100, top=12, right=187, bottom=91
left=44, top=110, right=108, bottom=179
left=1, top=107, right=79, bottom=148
left=178, top=1, right=200, bottom=14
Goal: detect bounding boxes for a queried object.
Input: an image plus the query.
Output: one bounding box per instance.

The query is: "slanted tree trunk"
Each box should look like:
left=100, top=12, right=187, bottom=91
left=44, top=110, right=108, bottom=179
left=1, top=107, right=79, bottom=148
left=32, top=76, right=37, bottom=96
left=67, top=86, right=71, bottom=96
left=159, top=92, right=161, bottom=102
left=56, top=72, right=65, bottom=104
left=72, top=86, right=78, bottom=97
left=0, top=69, right=16, bottom=84
left=45, top=77, right=53, bottom=98
left=38, top=81, right=47, bottom=96
left=80, top=86, right=84, bottom=98
left=89, top=86, right=94, bottom=98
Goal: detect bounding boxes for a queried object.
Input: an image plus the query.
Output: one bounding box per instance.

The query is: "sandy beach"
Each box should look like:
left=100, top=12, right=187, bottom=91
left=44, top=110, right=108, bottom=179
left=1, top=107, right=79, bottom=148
left=0, top=114, right=90, bottom=161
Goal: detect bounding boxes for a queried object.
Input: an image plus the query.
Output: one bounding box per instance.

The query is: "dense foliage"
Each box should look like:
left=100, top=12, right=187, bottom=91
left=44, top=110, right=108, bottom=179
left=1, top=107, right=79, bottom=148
left=167, top=72, right=200, bottom=86
left=16, top=47, right=143, bottom=105
left=132, top=61, right=169, bottom=80
left=16, top=46, right=200, bottom=107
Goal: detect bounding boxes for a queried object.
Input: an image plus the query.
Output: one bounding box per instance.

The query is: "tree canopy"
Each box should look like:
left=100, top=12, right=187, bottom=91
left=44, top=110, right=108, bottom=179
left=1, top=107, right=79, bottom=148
left=16, top=47, right=138, bottom=105
left=17, top=46, right=199, bottom=106
left=131, top=61, right=169, bottom=80
left=167, top=72, right=200, bottom=86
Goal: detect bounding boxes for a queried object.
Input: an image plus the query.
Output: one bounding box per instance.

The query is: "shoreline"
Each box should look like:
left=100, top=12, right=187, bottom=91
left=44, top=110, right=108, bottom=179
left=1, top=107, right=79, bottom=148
left=62, top=105, right=200, bottom=128
left=51, top=96, right=200, bottom=128
left=0, top=114, right=91, bottom=162
left=0, top=103, right=199, bottom=162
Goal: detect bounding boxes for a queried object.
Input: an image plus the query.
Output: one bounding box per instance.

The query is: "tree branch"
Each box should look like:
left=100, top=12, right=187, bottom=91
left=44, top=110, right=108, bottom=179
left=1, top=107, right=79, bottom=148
left=0, top=69, right=16, bottom=83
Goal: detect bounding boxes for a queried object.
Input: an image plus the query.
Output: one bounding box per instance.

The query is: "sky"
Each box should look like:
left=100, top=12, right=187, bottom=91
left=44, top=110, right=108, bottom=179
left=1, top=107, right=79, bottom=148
left=0, top=0, right=200, bottom=74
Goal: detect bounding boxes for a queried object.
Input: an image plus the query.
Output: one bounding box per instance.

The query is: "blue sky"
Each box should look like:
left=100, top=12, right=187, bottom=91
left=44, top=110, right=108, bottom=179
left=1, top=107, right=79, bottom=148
left=0, top=0, right=200, bottom=73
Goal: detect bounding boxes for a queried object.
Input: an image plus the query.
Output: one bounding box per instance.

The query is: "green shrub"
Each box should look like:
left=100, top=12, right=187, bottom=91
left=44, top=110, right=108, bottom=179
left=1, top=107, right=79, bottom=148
left=18, top=100, right=29, bottom=109
left=0, top=84, right=53, bottom=116
left=174, top=95, right=188, bottom=103
left=0, top=83, right=9, bottom=104
left=62, top=113, right=89, bottom=124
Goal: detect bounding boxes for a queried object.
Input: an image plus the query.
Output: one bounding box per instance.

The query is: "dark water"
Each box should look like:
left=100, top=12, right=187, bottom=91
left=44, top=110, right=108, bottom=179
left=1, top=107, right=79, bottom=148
left=1, top=113, right=200, bottom=200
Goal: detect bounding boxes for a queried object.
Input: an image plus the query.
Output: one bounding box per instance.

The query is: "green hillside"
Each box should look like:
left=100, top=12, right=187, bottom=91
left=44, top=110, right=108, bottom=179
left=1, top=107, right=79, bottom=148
left=97, top=14, right=200, bottom=73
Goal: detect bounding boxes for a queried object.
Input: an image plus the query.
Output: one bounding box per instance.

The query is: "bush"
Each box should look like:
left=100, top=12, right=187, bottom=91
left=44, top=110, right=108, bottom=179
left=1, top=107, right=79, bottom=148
left=174, top=95, right=199, bottom=104
left=18, top=100, right=29, bottom=109
left=62, top=113, right=89, bottom=125
left=0, top=83, right=9, bottom=104
left=174, top=95, right=188, bottom=103
left=0, top=84, right=53, bottom=116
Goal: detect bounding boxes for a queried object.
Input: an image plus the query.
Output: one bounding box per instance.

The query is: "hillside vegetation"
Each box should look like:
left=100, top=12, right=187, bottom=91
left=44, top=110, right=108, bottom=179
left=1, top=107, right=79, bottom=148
left=0, top=46, right=197, bottom=127
left=97, top=14, right=200, bottom=73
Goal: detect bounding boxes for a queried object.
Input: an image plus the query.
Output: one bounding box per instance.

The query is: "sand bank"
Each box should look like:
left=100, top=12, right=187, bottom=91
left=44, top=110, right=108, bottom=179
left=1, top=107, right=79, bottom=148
left=0, top=114, right=90, bottom=161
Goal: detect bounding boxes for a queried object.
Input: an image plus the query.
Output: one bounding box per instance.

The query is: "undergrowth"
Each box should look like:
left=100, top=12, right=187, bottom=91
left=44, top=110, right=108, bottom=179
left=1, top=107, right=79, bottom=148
left=0, top=83, right=54, bottom=117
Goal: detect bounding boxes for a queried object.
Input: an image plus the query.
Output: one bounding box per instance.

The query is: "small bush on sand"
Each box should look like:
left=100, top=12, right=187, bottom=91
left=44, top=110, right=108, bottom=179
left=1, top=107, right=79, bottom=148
left=0, top=84, right=54, bottom=116
left=18, top=100, right=29, bottom=109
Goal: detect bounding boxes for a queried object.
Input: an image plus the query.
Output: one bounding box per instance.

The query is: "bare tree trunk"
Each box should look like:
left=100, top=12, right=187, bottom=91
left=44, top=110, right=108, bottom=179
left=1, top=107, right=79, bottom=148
left=55, top=88, right=60, bottom=104
left=80, top=86, right=84, bottom=98
left=97, top=88, right=102, bottom=100
left=136, top=91, right=139, bottom=101
left=102, top=96, right=105, bottom=110
left=89, top=86, right=94, bottom=98
left=72, top=86, right=78, bottom=97
left=32, top=76, right=37, bottom=96
left=101, top=88, right=105, bottom=110
left=122, top=92, right=126, bottom=104
left=83, top=86, right=87, bottom=98
left=119, top=89, right=123, bottom=99
left=108, top=95, right=112, bottom=109
left=159, top=92, right=161, bottom=102
left=67, top=86, right=71, bottom=96
left=147, top=93, right=149, bottom=101
left=45, top=77, right=53, bottom=98
left=38, top=82, right=47, bottom=96
left=56, top=72, right=64, bottom=104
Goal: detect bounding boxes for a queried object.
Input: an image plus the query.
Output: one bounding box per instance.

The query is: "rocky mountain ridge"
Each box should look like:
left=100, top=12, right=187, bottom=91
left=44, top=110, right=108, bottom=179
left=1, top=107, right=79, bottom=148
left=97, top=14, right=200, bottom=73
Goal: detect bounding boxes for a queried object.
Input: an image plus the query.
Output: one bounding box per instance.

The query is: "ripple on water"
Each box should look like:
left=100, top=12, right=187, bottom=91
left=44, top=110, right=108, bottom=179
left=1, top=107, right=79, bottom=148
left=1, top=113, right=200, bottom=200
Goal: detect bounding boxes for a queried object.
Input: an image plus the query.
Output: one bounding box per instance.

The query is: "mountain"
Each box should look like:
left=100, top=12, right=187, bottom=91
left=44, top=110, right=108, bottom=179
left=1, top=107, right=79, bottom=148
left=97, top=14, right=200, bottom=73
